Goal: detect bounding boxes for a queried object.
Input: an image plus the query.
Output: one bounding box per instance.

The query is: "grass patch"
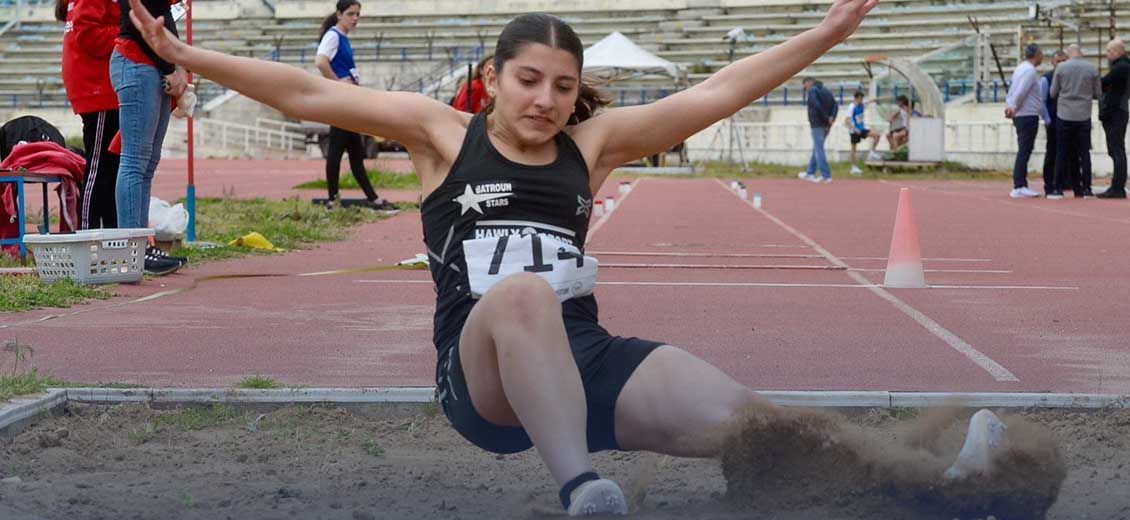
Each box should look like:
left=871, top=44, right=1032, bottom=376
left=237, top=375, right=280, bottom=389
left=128, top=405, right=243, bottom=444
left=159, top=404, right=242, bottom=432
left=0, top=276, right=112, bottom=312
left=168, top=197, right=411, bottom=265
left=294, top=169, right=421, bottom=191
left=0, top=254, right=27, bottom=268
left=0, top=369, right=64, bottom=402
left=363, top=437, right=385, bottom=457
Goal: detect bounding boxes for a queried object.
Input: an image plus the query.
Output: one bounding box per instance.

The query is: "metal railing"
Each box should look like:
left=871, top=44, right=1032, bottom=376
left=165, top=117, right=306, bottom=157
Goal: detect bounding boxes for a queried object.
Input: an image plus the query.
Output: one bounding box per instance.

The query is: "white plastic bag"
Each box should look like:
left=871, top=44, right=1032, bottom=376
left=148, top=196, right=189, bottom=240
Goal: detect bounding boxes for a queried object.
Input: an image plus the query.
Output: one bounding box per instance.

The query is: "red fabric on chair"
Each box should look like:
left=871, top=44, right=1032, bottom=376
left=0, top=141, right=87, bottom=237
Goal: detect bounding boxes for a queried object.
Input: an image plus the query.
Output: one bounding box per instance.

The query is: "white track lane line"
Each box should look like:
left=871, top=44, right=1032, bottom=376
left=714, top=178, right=1019, bottom=382
left=353, top=279, right=1076, bottom=290
left=586, top=178, right=643, bottom=242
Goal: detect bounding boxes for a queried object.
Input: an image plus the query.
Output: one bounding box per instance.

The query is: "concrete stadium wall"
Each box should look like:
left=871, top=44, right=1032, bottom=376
left=686, top=103, right=1121, bottom=174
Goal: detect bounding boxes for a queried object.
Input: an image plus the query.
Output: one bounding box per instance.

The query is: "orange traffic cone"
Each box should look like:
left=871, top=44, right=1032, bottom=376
left=883, top=188, right=927, bottom=288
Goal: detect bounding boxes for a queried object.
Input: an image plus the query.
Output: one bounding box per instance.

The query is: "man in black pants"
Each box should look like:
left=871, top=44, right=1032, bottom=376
left=1051, top=44, right=1101, bottom=199
left=1041, top=50, right=1067, bottom=197
left=1099, top=38, right=1130, bottom=199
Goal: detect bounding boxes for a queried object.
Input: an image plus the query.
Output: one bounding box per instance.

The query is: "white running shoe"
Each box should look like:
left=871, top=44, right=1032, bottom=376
left=1009, top=188, right=1039, bottom=199
left=798, top=172, right=815, bottom=180
left=850, top=165, right=863, bottom=175
left=944, top=409, right=1009, bottom=480
left=1018, top=187, right=1040, bottom=197
left=818, top=176, right=833, bottom=184
left=567, top=479, right=629, bottom=516
left=868, top=151, right=882, bottom=161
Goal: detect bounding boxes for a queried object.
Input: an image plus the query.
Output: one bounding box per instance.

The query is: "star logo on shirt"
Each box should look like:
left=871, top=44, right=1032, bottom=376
left=576, top=195, right=592, bottom=217
left=453, top=184, right=512, bottom=215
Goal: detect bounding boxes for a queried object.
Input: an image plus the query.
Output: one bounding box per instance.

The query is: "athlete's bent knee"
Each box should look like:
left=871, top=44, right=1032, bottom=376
left=485, top=273, right=560, bottom=323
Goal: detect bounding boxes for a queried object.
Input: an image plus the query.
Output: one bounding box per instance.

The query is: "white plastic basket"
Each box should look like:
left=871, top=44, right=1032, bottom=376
left=24, top=228, right=154, bottom=285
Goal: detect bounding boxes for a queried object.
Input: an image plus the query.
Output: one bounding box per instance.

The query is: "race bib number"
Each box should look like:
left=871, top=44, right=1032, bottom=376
left=463, top=233, right=598, bottom=302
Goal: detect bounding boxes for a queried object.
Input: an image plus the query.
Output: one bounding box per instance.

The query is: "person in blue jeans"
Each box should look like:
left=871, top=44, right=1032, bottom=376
left=798, top=77, right=838, bottom=183
left=111, top=0, right=187, bottom=275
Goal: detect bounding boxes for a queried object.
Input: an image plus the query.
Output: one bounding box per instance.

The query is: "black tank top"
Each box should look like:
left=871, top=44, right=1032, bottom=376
left=421, top=113, right=600, bottom=359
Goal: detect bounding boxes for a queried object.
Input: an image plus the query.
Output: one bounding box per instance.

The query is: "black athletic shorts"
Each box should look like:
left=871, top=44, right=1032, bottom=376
left=436, top=325, right=664, bottom=454
left=850, top=129, right=871, bottom=144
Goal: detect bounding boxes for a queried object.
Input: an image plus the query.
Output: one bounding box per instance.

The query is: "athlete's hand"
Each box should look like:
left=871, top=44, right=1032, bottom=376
left=818, top=0, right=879, bottom=44
left=128, top=0, right=186, bottom=64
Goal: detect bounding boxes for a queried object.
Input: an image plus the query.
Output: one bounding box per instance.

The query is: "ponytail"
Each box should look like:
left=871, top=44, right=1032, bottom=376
left=570, top=81, right=610, bottom=125
left=54, top=0, right=67, bottom=22
left=319, top=12, right=338, bottom=37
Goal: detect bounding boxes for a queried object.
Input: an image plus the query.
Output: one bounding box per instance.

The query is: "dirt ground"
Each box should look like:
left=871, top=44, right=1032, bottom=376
left=1, top=403, right=1127, bottom=520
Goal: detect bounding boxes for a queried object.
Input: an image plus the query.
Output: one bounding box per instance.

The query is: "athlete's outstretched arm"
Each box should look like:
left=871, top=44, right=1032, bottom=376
left=125, top=0, right=456, bottom=151
left=579, top=0, right=877, bottom=179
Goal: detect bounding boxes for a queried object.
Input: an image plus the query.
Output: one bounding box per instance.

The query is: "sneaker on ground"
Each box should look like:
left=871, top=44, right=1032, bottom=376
left=1097, top=189, right=1127, bottom=199
left=1046, top=191, right=1065, bottom=200
left=797, top=172, right=814, bottom=180
left=567, top=479, right=628, bottom=516
left=850, top=165, right=863, bottom=175
left=143, top=256, right=181, bottom=276
left=146, top=245, right=188, bottom=266
left=943, top=409, right=1008, bottom=480
left=368, top=198, right=400, bottom=214
left=1018, top=187, right=1040, bottom=197
left=817, top=176, right=833, bottom=184
left=1010, top=188, right=1038, bottom=198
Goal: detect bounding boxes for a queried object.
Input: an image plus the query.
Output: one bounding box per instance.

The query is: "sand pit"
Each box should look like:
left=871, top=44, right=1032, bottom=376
left=0, top=403, right=1126, bottom=519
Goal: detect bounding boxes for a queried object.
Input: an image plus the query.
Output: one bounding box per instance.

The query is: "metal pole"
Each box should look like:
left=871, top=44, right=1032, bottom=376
left=186, top=0, right=197, bottom=242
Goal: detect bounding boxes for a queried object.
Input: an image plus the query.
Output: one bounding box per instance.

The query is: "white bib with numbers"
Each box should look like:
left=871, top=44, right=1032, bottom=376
left=463, top=232, right=598, bottom=302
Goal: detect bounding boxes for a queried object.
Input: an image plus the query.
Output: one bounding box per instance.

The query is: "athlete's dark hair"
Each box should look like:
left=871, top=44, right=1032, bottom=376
left=490, top=13, right=609, bottom=125
left=320, top=0, right=360, bottom=37
left=854, top=90, right=865, bottom=99
left=54, top=0, right=67, bottom=22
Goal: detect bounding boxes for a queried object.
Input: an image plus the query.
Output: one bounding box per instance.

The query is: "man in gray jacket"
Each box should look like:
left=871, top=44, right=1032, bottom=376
left=1051, top=44, right=1101, bottom=198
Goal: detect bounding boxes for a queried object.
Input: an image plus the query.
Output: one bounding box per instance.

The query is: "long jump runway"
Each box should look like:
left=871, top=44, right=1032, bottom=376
left=3, top=177, right=1128, bottom=394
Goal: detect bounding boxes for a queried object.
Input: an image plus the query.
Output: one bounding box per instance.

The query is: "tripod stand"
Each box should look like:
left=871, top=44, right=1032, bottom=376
left=707, top=32, right=751, bottom=171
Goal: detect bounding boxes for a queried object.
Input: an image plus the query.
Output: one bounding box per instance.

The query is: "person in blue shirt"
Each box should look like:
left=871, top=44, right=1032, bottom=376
left=315, top=0, right=394, bottom=211
left=842, top=91, right=879, bottom=174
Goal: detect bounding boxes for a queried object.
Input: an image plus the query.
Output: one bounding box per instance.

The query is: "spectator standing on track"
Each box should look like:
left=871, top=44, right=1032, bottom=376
left=1050, top=44, right=1100, bottom=199
left=1040, top=49, right=1067, bottom=197
left=315, top=0, right=395, bottom=211
left=58, top=0, right=121, bottom=230
left=112, top=0, right=188, bottom=275
left=1098, top=38, right=1130, bottom=199
left=798, top=77, right=837, bottom=183
left=1005, top=43, right=1044, bottom=199
left=843, top=90, right=880, bottom=175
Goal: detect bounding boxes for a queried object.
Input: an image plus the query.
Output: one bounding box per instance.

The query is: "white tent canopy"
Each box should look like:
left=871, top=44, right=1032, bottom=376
left=582, top=31, right=683, bottom=80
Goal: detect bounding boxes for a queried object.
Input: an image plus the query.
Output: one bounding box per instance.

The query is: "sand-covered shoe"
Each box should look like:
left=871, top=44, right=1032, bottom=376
left=567, top=478, right=628, bottom=516
left=944, top=409, right=1008, bottom=479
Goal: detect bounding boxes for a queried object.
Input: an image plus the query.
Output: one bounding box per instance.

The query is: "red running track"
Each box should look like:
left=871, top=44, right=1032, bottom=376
left=4, top=173, right=1129, bottom=394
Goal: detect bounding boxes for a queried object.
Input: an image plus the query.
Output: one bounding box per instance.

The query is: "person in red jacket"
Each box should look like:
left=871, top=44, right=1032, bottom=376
left=451, top=55, right=493, bottom=114
left=57, top=0, right=121, bottom=230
